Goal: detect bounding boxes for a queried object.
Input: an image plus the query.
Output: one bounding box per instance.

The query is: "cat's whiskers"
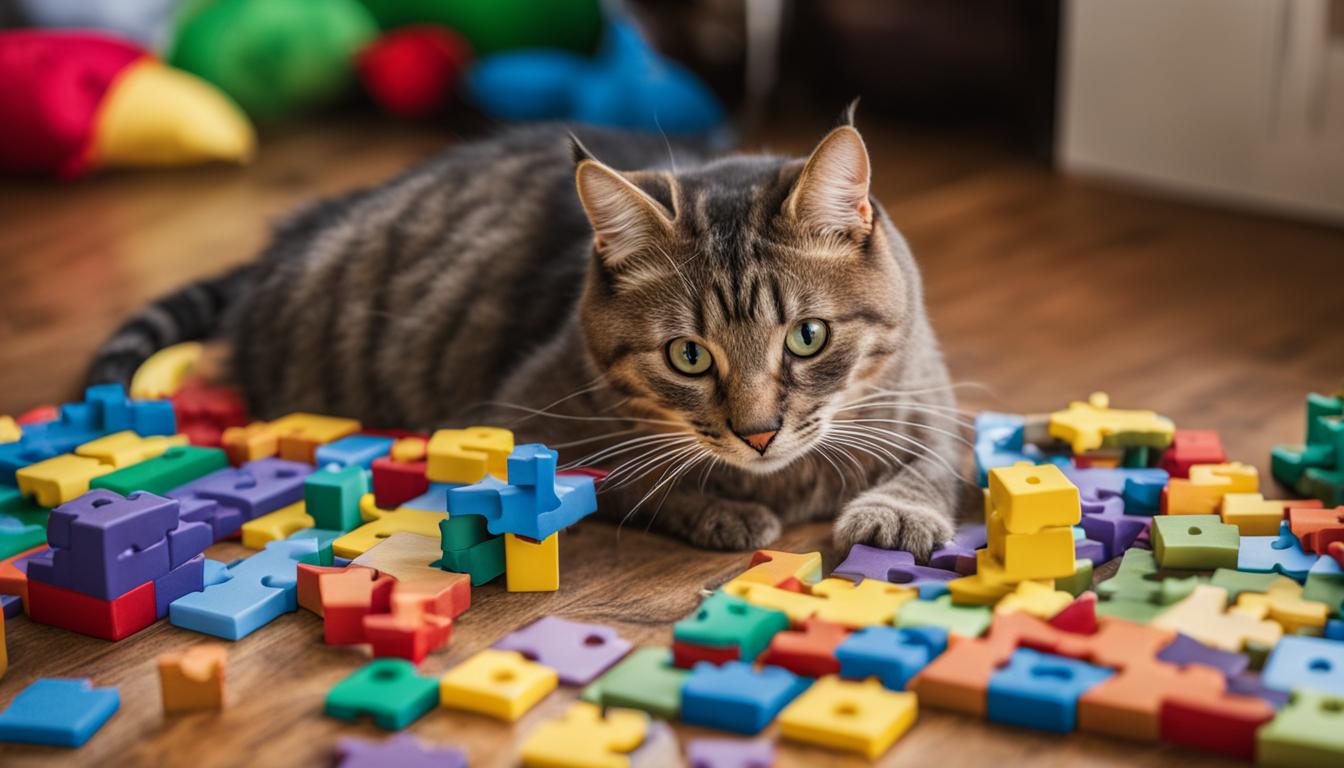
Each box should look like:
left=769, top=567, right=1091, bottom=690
left=833, top=417, right=976, bottom=448
left=484, top=403, right=687, bottom=428
left=834, top=400, right=977, bottom=430
left=619, top=446, right=711, bottom=535
left=599, top=441, right=701, bottom=493
left=549, top=428, right=643, bottom=450
left=560, top=432, right=693, bottom=470
left=491, top=377, right=612, bottom=428
left=854, top=380, right=997, bottom=398
left=590, top=438, right=698, bottom=487
left=829, top=423, right=975, bottom=489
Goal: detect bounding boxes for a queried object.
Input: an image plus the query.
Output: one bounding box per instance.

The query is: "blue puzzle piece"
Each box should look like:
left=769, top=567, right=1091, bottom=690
left=1263, top=636, right=1344, bottom=697
left=1064, top=466, right=1168, bottom=516
left=973, top=412, right=1071, bottom=486
left=448, top=444, right=597, bottom=539
left=84, top=383, right=176, bottom=436
left=289, top=527, right=343, bottom=566
left=0, top=678, right=120, bottom=747
left=1326, top=619, right=1344, bottom=641
left=1, top=593, right=20, bottom=618
left=28, top=490, right=178, bottom=600
left=835, top=626, right=949, bottom=691
left=680, top=661, right=810, bottom=735
left=187, top=458, right=312, bottom=522
left=154, top=554, right=205, bottom=618
left=402, top=482, right=459, bottom=512
left=987, top=648, right=1113, bottom=733
left=315, top=435, right=394, bottom=470
left=169, top=538, right=318, bottom=640
left=1238, top=522, right=1320, bottom=582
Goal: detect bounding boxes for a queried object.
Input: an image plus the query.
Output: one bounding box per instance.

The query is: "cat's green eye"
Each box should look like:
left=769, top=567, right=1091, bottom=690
left=786, top=319, right=829, bottom=357
left=666, top=338, right=713, bottom=376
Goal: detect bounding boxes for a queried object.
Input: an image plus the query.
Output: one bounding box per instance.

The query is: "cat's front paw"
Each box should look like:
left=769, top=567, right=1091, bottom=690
left=684, top=499, right=783, bottom=551
left=833, top=491, right=955, bottom=561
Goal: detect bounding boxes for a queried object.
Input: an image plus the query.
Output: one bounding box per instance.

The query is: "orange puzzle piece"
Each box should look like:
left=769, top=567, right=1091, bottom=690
left=726, top=549, right=823, bottom=591
left=159, top=643, right=228, bottom=713
left=1287, top=505, right=1344, bottom=553
left=320, top=567, right=396, bottom=645
left=1077, top=659, right=1223, bottom=741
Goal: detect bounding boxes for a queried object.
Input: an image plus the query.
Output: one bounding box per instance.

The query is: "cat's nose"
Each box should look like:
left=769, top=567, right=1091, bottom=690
left=733, top=424, right=780, bottom=454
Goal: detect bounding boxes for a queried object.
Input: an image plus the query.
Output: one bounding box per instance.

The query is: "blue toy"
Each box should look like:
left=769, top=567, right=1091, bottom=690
left=1238, top=522, right=1320, bottom=582
left=1063, top=466, right=1169, bottom=516
left=169, top=537, right=317, bottom=640
left=1326, top=619, right=1344, bottom=641
left=0, top=678, right=120, bottom=747
left=449, top=444, right=596, bottom=540
left=986, top=648, right=1113, bottom=733
left=288, top=527, right=343, bottom=567
left=401, top=482, right=457, bottom=512
left=680, top=662, right=810, bottom=735
left=1263, top=636, right=1344, bottom=697
left=466, top=18, right=724, bottom=136
left=315, top=435, right=394, bottom=470
left=973, top=412, right=1070, bottom=486
left=835, top=626, right=949, bottom=691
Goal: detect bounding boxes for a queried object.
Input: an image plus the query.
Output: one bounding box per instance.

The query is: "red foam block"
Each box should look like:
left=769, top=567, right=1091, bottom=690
left=28, top=578, right=156, bottom=641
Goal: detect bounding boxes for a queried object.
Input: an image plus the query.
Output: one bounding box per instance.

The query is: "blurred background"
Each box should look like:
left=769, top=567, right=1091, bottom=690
left=1, top=0, right=1342, bottom=431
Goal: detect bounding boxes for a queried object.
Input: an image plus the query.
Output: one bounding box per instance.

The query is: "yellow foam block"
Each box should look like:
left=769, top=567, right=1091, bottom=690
left=439, top=649, right=557, bottom=721
left=1047, top=392, right=1175, bottom=453
left=1220, top=493, right=1292, bottom=536
left=725, top=549, right=822, bottom=590
left=241, top=501, right=312, bottom=549
left=390, top=436, right=428, bottom=463
left=222, top=422, right=278, bottom=464
left=1231, top=576, right=1328, bottom=635
left=269, top=413, right=361, bottom=464
left=520, top=702, right=647, bottom=768
left=949, top=562, right=1055, bottom=606
left=727, top=578, right=915, bottom=628
left=986, top=512, right=1078, bottom=580
left=16, top=454, right=114, bottom=507
left=987, top=463, right=1081, bottom=534
left=158, top=643, right=227, bottom=714
left=505, top=533, right=559, bottom=593
left=331, top=495, right=447, bottom=560
left=1152, top=585, right=1282, bottom=653
left=129, top=342, right=203, bottom=400
left=778, top=676, right=917, bottom=760
left=426, top=427, right=513, bottom=483
left=1166, top=462, right=1259, bottom=516
left=76, top=431, right=189, bottom=469
left=994, top=580, right=1074, bottom=619
left=0, top=416, right=19, bottom=444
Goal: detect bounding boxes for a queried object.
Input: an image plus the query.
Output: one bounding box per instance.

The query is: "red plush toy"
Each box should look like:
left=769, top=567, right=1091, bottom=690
left=356, top=26, right=472, bottom=118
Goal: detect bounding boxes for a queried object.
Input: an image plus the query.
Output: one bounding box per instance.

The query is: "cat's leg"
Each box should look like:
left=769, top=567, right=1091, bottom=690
left=832, top=459, right=959, bottom=560
left=603, top=484, right=783, bottom=551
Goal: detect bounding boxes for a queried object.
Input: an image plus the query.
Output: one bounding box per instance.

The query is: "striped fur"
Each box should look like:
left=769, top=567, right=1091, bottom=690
left=87, top=121, right=967, bottom=555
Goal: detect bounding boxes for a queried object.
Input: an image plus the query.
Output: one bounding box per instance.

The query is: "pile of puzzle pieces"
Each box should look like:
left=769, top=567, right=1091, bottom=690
left=1273, top=390, right=1344, bottom=507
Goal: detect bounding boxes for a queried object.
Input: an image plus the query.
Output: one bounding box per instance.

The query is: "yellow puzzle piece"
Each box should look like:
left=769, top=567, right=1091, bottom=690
left=987, top=463, right=1081, bottom=534
left=724, top=549, right=823, bottom=591
left=129, top=342, right=203, bottom=399
left=1152, top=585, right=1282, bottom=652
left=986, top=510, right=1078, bottom=580
left=1221, top=493, right=1293, bottom=536
left=440, top=649, right=557, bottom=721
left=1232, top=576, right=1328, bottom=634
left=1167, top=463, right=1259, bottom=516
left=268, top=413, right=361, bottom=464
left=1048, top=392, right=1175, bottom=454
left=519, top=702, right=648, bottom=768
left=390, top=436, right=428, bottom=463
left=16, top=454, right=114, bottom=507
left=426, top=427, right=514, bottom=483
left=331, top=495, right=447, bottom=560
left=994, top=580, right=1074, bottom=619
left=76, top=431, right=189, bottom=469
left=778, top=676, right=917, bottom=760
left=505, top=533, right=559, bottom=593
left=726, top=578, right=915, bottom=628
left=241, top=501, right=313, bottom=549
left=222, top=422, right=279, bottom=464
left=0, top=416, right=19, bottom=444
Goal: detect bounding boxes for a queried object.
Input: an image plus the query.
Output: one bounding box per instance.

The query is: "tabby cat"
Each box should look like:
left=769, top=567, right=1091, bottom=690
left=88, top=109, right=967, bottom=557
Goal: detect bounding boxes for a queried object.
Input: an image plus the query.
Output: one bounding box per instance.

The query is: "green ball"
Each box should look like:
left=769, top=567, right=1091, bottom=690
left=359, top=0, right=602, bottom=56
left=169, top=0, right=379, bottom=120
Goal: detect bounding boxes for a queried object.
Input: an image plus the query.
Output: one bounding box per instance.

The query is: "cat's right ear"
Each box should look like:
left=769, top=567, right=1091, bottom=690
left=575, top=159, right=675, bottom=274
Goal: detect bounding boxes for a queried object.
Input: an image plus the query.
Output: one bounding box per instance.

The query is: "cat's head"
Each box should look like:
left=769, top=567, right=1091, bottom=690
left=576, top=116, right=916, bottom=474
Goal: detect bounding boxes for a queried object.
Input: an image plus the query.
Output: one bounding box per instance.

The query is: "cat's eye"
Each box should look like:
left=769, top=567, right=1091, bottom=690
left=666, top=337, right=713, bottom=375
left=786, top=319, right=829, bottom=357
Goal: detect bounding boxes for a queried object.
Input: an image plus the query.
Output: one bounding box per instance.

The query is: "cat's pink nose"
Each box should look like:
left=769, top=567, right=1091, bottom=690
left=736, top=429, right=778, bottom=454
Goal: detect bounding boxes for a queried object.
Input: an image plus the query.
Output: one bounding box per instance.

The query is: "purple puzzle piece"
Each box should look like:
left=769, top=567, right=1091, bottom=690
left=687, top=737, right=775, bottom=768
left=336, top=734, right=468, bottom=768
left=833, top=544, right=914, bottom=581
left=1227, top=670, right=1292, bottom=709
left=28, top=490, right=177, bottom=600
left=492, top=615, right=633, bottom=686
left=1079, top=507, right=1148, bottom=561
left=929, top=525, right=986, bottom=574
left=186, top=458, right=312, bottom=522
left=885, top=564, right=958, bottom=585
left=1, top=593, right=20, bottom=618
left=167, top=518, right=212, bottom=569
left=1157, top=633, right=1250, bottom=678
left=175, top=496, right=242, bottom=542
left=154, top=554, right=205, bottom=618
left=1075, top=537, right=1106, bottom=566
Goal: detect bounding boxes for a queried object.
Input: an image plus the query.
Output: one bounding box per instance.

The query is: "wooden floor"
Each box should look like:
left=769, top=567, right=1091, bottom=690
left=1, top=116, right=1342, bottom=767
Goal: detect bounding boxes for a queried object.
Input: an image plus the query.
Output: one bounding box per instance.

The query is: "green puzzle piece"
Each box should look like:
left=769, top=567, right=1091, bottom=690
left=1305, top=392, right=1344, bottom=445
left=1302, top=467, right=1344, bottom=507
left=1211, top=568, right=1282, bottom=601
left=672, top=591, right=788, bottom=662
left=0, top=485, right=48, bottom=559
left=1095, top=599, right=1168, bottom=623
left=91, top=445, right=228, bottom=496
left=1057, top=558, right=1095, bottom=598
left=1152, top=514, right=1240, bottom=570
left=304, top=466, right=367, bottom=532
left=440, top=515, right=491, bottom=552
left=1273, top=444, right=1334, bottom=487
left=436, top=534, right=504, bottom=586
left=1097, top=549, right=1204, bottom=605
left=896, top=594, right=991, bottom=637
left=1257, top=688, right=1344, bottom=767
left=580, top=646, right=689, bottom=719
left=1303, top=562, right=1344, bottom=618
left=325, top=658, right=439, bottom=731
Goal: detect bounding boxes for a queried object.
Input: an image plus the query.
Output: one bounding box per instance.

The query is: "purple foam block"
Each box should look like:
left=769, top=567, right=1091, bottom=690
left=687, top=736, right=775, bottom=768
left=1156, top=633, right=1250, bottom=678
left=833, top=544, right=914, bottom=581
left=176, top=496, right=242, bottom=542
left=1, top=593, right=20, bottom=618
left=492, top=615, right=633, bottom=686
left=154, top=554, right=205, bottom=619
left=1227, top=670, right=1292, bottom=709
left=335, top=734, right=467, bottom=768
left=185, top=458, right=312, bottom=521
left=1079, top=508, right=1148, bottom=560
left=929, top=525, right=987, bottom=574
left=167, top=519, right=212, bottom=569
left=885, top=564, right=958, bottom=585
left=28, top=490, right=177, bottom=600
left=1075, top=537, right=1107, bottom=566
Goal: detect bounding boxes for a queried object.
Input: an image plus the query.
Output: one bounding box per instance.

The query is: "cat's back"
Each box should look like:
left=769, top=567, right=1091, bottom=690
left=230, top=125, right=693, bottom=427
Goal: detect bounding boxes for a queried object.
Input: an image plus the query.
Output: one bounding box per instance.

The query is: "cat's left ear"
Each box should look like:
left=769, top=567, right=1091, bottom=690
left=575, top=159, right=675, bottom=274
left=784, top=125, right=873, bottom=241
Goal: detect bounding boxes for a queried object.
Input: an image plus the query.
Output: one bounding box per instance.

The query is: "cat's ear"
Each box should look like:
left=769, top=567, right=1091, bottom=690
left=784, top=125, right=873, bottom=241
left=575, top=159, right=675, bottom=272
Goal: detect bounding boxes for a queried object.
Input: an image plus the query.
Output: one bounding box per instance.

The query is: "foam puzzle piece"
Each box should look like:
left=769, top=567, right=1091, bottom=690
left=91, top=445, right=228, bottom=496
left=727, top=549, right=823, bottom=590
left=1, top=594, right=19, bottom=618
left=1160, top=688, right=1275, bottom=760
left=1063, top=465, right=1169, bottom=517
left=1234, top=575, right=1329, bottom=634
left=685, top=737, right=775, bottom=768
left=372, top=456, right=431, bottom=509
left=1096, top=548, right=1203, bottom=607
left=985, top=511, right=1078, bottom=581
left=1226, top=669, right=1291, bottom=710
left=1155, top=633, right=1249, bottom=678
left=322, top=567, right=395, bottom=645
left=335, top=733, right=467, bottom=768
left=493, top=616, right=633, bottom=686
left=173, top=494, right=241, bottom=541
left=306, top=465, right=369, bottom=532
left=0, top=487, right=48, bottom=560
left=1289, top=505, right=1344, bottom=553
left=1257, top=688, right=1344, bottom=767
left=315, top=435, right=394, bottom=470
left=1076, top=659, right=1223, bottom=742
left=1238, top=522, right=1319, bottom=582
left=169, top=538, right=318, bottom=640
left=994, top=580, right=1074, bottom=619
left=1211, top=568, right=1282, bottom=601
left=158, top=643, right=227, bottom=713
left=76, top=430, right=188, bottom=469
left=426, top=426, right=513, bottom=483
left=0, top=544, right=45, bottom=611
left=296, top=563, right=359, bottom=617
left=326, top=658, right=439, bottom=731
left=1165, top=462, right=1259, bottom=516
left=777, top=675, right=917, bottom=760
left=835, top=625, right=948, bottom=691
left=267, top=413, right=361, bottom=464
left=1057, top=558, right=1095, bottom=598
left=1077, top=502, right=1148, bottom=561
left=1263, top=635, right=1344, bottom=696
left=220, top=422, right=277, bottom=465
left=1159, top=430, right=1226, bottom=479
left=1047, top=592, right=1098, bottom=634
left=155, top=554, right=206, bottom=618
left=1152, top=584, right=1283, bottom=653
left=726, top=577, right=917, bottom=629
left=1303, top=555, right=1344, bottom=617
left=439, top=649, right=558, bottom=721
left=1151, top=513, right=1240, bottom=569
left=831, top=544, right=913, bottom=582
left=505, top=532, right=559, bottom=592
left=681, top=661, right=809, bottom=734
left=437, top=533, right=505, bottom=586
left=987, top=647, right=1113, bottom=733
left=519, top=701, right=646, bottom=768
left=240, top=501, right=312, bottom=549
left=362, top=581, right=460, bottom=662
left=448, top=444, right=597, bottom=540
left=758, top=617, right=849, bottom=677
left=350, top=531, right=441, bottom=580
left=987, top=462, right=1081, bottom=534
left=333, top=494, right=447, bottom=559
left=1221, top=493, right=1304, bottom=536
left=1047, top=392, right=1175, bottom=453
left=16, top=453, right=115, bottom=506
left=29, top=489, right=178, bottom=600
left=0, top=678, right=120, bottom=747
left=580, top=646, right=688, bottom=719
left=180, top=457, right=311, bottom=523
left=896, top=594, right=991, bottom=637
left=673, top=591, right=789, bottom=667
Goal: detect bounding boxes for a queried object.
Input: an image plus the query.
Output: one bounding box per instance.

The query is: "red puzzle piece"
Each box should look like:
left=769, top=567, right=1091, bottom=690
left=28, top=578, right=156, bottom=641
left=322, top=568, right=396, bottom=645
left=371, top=457, right=429, bottom=509
left=1160, top=690, right=1275, bottom=760
left=758, top=617, right=849, bottom=677
left=296, top=563, right=348, bottom=616
left=672, top=640, right=739, bottom=669
left=1287, top=506, right=1344, bottom=554
left=1158, top=430, right=1226, bottom=479
left=1048, top=592, right=1098, bottom=635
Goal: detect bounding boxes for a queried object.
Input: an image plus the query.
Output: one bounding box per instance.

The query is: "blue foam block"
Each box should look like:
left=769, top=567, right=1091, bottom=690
left=169, top=538, right=317, bottom=640
left=1326, top=619, right=1344, bottom=641
left=987, top=648, right=1113, bottom=733
left=1263, top=636, right=1344, bottom=696
left=0, top=678, right=119, bottom=747
left=1238, top=522, right=1320, bottom=582
left=401, top=482, right=459, bottom=512
left=448, top=444, right=596, bottom=539
left=315, top=435, right=394, bottom=470
left=835, top=626, right=949, bottom=691
left=680, top=662, right=810, bottom=735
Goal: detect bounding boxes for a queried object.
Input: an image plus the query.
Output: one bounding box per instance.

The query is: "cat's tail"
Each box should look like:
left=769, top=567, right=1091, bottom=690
left=85, top=264, right=255, bottom=389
